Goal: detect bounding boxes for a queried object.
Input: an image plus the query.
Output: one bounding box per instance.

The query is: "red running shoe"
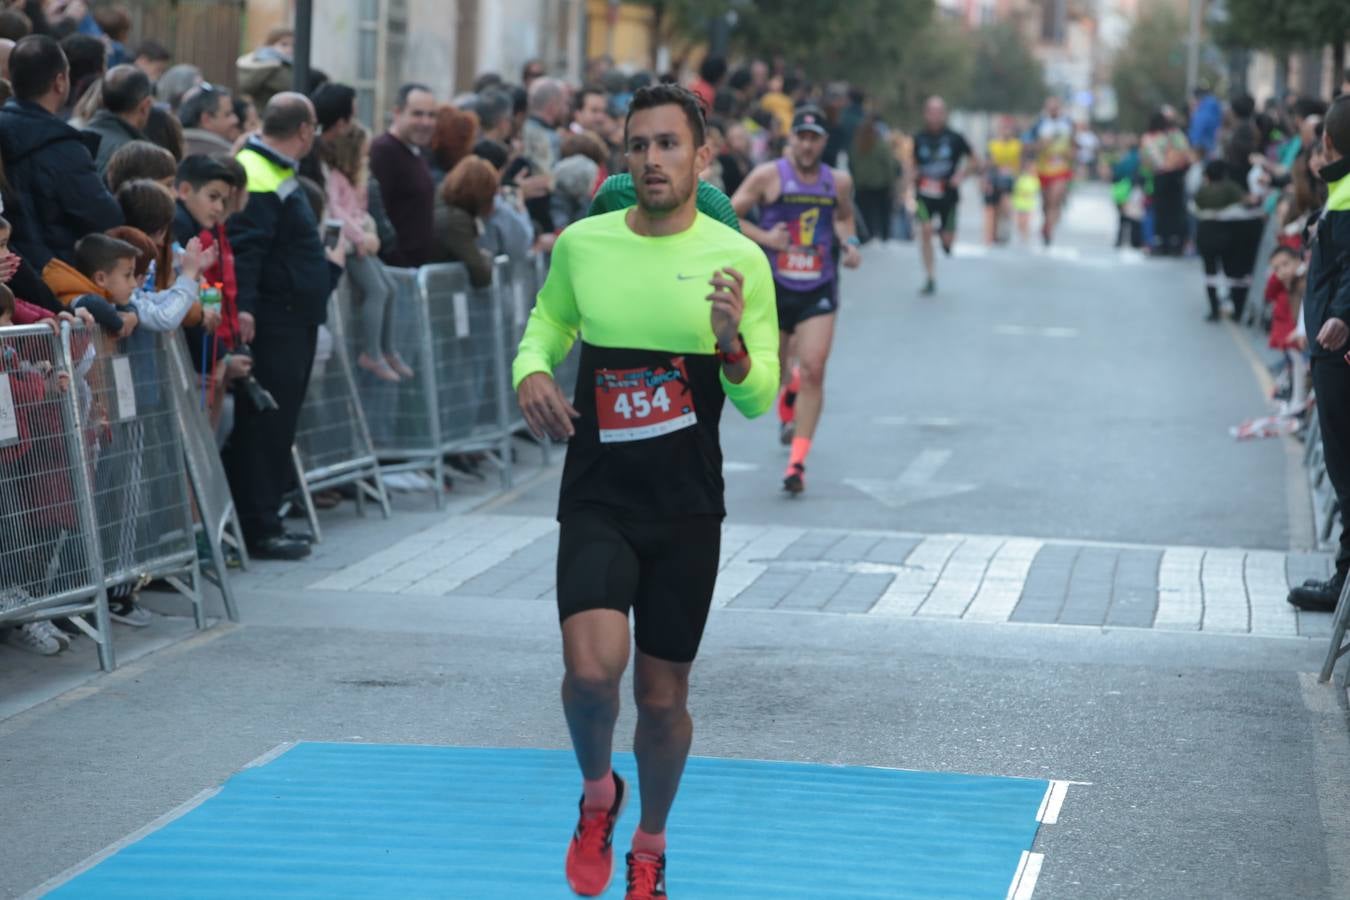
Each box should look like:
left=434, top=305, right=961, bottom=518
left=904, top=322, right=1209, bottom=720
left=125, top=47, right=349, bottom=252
left=565, top=772, right=627, bottom=896
left=625, top=852, right=668, bottom=899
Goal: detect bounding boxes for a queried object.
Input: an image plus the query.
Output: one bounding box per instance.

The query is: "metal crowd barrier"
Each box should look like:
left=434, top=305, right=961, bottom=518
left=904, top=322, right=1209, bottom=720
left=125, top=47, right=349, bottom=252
left=0, top=323, right=113, bottom=669
left=83, top=328, right=206, bottom=627
left=164, top=334, right=244, bottom=621
left=293, top=292, right=393, bottom=531
left=1301, top=408, right=1350, bottom=684
left=497, top=253, right=578, bottom=465
left=341, top=260, right=518, bottom=505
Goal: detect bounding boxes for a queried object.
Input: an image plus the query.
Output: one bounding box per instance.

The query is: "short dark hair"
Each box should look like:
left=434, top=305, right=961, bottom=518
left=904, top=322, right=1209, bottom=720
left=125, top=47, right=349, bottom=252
left=133, top=40, right=172, bottom=64
left=176, top=154, right=234, bottom=190
left=311, top=82, right=356, bottom=130
left=624, top=83, right=706, bottom=148
left=1294, top=97, right=1328, bottom=121
left=178, top=83, right=231, bottom=128
left=9, top=35, right=67, bottom=102
left=0, top=8, right=32, bottom=42
left=1326, top=95, right=1350, bottom=158
left=698, top=56, right=727, bottom=86
left=1271, top=244, right=1300, bottom=262
left=60, top=33, right=105, bottom=86
left=1230, top=93, right=1255, bottom=120
left=73, top=233, right=139, bottom=280
left=476, top=88, right=512, bottom=133
left=396, top=82, right=432, bottom=109
left=728, top=67, right=753, bottom=93
left=116, top=179, right=177, bottom=235
left=102, top=65, right=152, bottom=115
left=576, top=85, right=606, bottom=112
left=472, top=138, right=509, bottom=170
left=1203, top=159, right=1228, bottom=182
left=473, top=71, right=503, bottom=94
left=261, top=94, right=315, bottom=139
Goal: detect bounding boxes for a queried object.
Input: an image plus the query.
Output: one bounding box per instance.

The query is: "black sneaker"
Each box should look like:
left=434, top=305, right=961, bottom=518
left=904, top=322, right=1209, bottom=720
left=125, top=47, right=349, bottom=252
left=247, top=535, right=312, bottom=561
left=919, top=279, right=936, bottom=296
left=783, top=463, right=805, bottom=496
left=625, top=852, right=668, bottom=899
left=1288, top=571, right=1345, bottom=612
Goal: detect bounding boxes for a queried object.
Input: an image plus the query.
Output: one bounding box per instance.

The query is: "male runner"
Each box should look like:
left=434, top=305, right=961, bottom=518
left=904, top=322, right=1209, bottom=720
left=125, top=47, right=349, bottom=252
left=513, top=83, right=778, bottom=899
left=909, top=96, right=973, bottom=295
left=731, top=105, right=862, bottom=495
left=1031, top=96, right=1075, bottom=245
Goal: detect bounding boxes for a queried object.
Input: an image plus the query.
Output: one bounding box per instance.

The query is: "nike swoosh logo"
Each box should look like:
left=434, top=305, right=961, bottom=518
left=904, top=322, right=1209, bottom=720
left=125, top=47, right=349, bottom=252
left=676, top=273, right=701, bottom=281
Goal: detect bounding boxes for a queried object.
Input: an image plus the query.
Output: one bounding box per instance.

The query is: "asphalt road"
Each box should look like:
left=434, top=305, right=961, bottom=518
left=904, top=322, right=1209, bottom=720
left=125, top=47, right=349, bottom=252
left=2, top=184, right=1346, bottom=900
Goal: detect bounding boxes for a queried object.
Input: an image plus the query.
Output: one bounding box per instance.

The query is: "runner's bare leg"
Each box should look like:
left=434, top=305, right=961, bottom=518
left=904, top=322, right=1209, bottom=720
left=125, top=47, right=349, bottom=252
left=562, top=610, right=630, bottom=779
left=791, top=313, right=836, bottom=441
left=632, top=652, right=694, bottom=834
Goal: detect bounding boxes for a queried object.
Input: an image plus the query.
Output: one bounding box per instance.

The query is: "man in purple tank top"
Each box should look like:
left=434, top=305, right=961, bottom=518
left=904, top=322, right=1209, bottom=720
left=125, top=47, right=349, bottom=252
left=732, top=106, right=862, bottom=495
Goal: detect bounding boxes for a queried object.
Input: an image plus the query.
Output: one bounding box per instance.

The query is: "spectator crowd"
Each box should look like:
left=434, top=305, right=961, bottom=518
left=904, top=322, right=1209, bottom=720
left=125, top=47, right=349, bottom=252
left=1, top=0, right=1345, bottom=655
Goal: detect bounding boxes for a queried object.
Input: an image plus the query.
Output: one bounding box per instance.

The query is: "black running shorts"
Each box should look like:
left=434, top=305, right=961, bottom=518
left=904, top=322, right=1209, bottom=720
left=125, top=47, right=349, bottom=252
left=556, top=508, right=723, bottom=663
left=775, top=282, right=838, bottom=334
left=917, top=190, right=960, bottom=233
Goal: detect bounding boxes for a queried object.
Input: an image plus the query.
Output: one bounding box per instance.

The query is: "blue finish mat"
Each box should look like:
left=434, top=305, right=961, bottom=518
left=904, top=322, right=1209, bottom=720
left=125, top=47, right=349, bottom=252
left=50, top=743, right=1049, bottom=899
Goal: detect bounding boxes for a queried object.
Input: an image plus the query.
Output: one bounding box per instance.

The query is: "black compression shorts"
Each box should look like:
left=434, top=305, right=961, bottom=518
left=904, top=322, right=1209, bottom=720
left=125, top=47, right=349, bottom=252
left=917, top=190, right=960, bottom=233
left=556, top=508, right=723, bottom=663
left=775, top=282, right=838, bottom=334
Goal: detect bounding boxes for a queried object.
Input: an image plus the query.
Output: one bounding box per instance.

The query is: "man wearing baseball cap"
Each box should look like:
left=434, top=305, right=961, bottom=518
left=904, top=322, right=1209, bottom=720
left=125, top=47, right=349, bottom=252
left=732, top=105, right=863, bottom=495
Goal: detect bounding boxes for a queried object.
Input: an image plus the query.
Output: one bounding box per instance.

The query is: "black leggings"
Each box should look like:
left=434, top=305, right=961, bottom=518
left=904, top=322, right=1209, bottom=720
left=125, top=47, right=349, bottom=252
left=855, top=188, right=893, bottom=243
left=1196, top=218, right=1265, bottom=319
left=1152, top=169, right=1188, bottom=255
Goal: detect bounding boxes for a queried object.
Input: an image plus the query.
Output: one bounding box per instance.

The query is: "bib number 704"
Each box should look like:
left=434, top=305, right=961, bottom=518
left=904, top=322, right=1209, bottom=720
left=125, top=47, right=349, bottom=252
left=612, top=386, right=672, bottom=420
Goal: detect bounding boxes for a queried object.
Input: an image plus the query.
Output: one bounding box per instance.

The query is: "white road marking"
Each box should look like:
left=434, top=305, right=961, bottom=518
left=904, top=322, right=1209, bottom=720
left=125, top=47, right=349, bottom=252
left=722, top=460, right=760, bottom=473
left=1244, top=550, right=1299, bottom=637
left=1200, top=549, right=1250, bottom=633
left=1007, top=851, right=1044, bottom=900
left=845, top=449, right=977, bottom=510
left=965, top=538, right=1044, bottom=622
left=872, top=415, right=961, bottom=428
left=1155, top=547, right=1205, bottom=630
left=994, top=324, right=1080, bottom=338
left=918, top=535, right=1005, bottom=617
left=870, top=535, right=963, bottom=616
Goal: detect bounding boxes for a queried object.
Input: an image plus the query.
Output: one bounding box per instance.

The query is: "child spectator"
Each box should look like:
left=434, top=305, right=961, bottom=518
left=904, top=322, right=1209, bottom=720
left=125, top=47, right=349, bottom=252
left=0, top=281, right=79, bottom=656
left=116, top=179, right=210, bottom=331
left=105, top=140, right=178, bottom=193
left=320, top=123, right=408, bottom=382
left=106, top=224, right=215, bottom=333
left=173, top=154, right=252, bottom=443
left=1267, top=245, right=1309, bottom=416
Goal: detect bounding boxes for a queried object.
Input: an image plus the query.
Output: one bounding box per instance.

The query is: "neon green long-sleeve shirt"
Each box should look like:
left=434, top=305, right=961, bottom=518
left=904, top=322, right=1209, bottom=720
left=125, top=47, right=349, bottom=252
left=511, top=209, right=779, bottom=421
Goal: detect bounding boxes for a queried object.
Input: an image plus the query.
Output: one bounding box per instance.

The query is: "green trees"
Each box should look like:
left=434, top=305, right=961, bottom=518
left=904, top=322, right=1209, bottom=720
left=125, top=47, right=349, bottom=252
left=646, top=0, right=1045, bottom=126
left=1110, top=1, right=1221, bottom=131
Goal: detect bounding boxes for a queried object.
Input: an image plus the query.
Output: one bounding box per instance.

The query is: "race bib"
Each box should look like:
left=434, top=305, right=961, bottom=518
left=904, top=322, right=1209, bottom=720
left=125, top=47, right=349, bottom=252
left=776, top=245, right=823, bottom=281
left=918, top=177, right=946, bottom=198
left=594, top=358, right=696, bottom=444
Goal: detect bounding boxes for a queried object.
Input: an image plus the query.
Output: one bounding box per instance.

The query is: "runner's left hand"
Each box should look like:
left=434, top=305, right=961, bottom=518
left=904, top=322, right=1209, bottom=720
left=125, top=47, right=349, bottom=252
left=707, top=267, right=744, bottom=349
left=842, top=244, right=862, bottom=269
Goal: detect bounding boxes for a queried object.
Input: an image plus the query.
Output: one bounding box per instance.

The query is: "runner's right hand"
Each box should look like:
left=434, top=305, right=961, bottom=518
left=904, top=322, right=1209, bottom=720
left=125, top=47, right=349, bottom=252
left=519, top=372, right=580, bottom=441
left=762, top=223, right=791, bottom=252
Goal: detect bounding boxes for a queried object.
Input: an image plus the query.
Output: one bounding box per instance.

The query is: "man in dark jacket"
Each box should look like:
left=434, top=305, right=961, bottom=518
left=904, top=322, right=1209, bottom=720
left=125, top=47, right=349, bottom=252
left=0, top=35, right=122, bottom=274
left=82, top=64, right=153, bottom=171
left=225, top=92, right=342, bottom=560
left=1290, top=96, right=1350, bottom=611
